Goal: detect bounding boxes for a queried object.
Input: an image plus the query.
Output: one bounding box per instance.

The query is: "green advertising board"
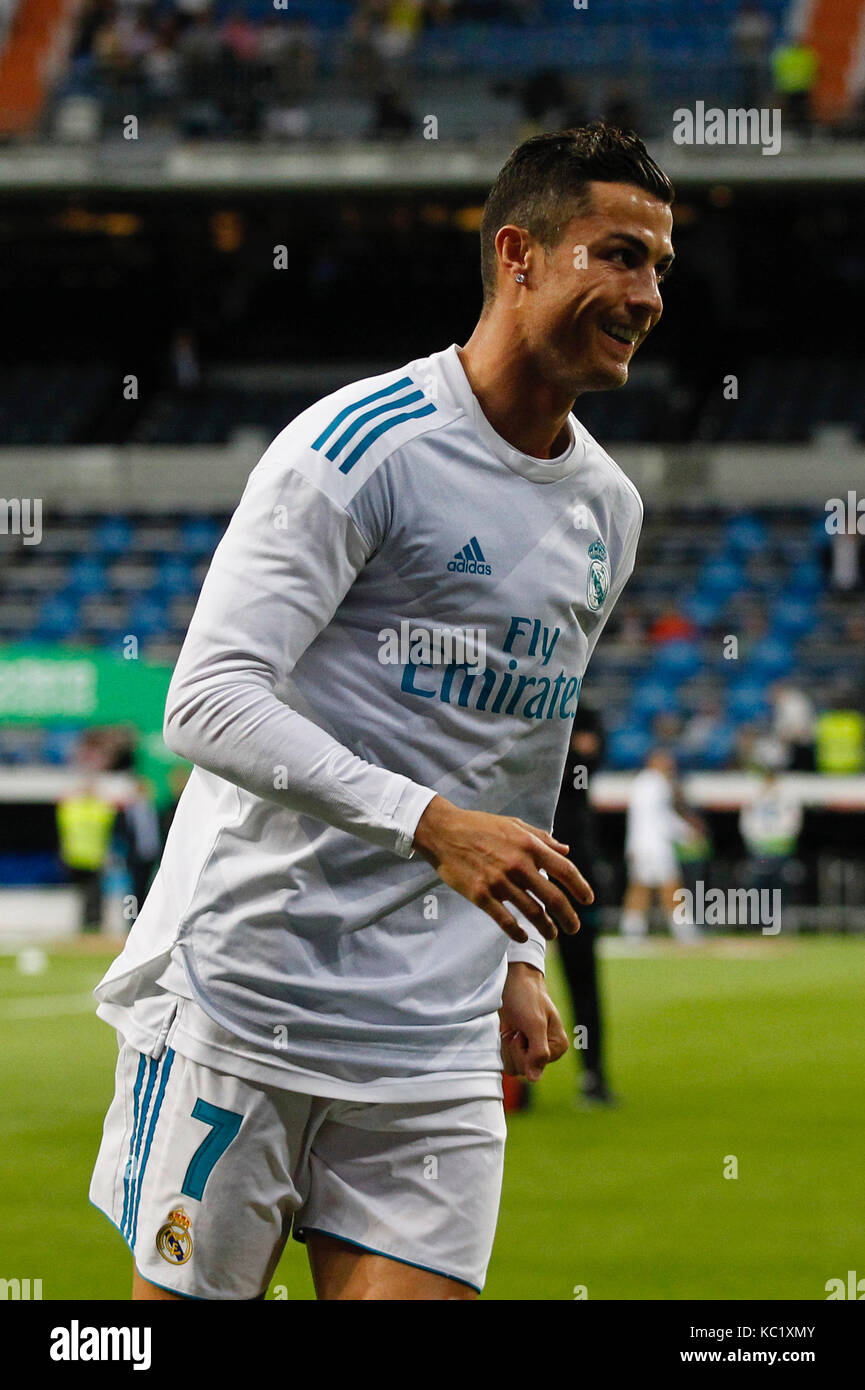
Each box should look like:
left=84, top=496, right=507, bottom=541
left=0, top=644, right=186, bottom=805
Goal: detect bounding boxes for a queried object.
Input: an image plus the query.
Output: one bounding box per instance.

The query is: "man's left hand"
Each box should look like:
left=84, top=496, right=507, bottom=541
left=499, top=961, right=569, bottom=1082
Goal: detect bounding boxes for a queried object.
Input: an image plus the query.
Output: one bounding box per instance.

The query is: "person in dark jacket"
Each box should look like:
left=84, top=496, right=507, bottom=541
left=115, top=776, right=162, bottom=921
left=553, top=705, right=615, bottom=1105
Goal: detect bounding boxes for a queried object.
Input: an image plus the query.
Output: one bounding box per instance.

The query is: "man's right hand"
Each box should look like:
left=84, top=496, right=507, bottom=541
left=411, top=795, right=593, bottom=944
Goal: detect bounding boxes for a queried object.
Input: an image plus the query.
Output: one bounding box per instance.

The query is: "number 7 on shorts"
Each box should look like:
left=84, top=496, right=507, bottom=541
left=181, top=1099, right=243, bottom=1201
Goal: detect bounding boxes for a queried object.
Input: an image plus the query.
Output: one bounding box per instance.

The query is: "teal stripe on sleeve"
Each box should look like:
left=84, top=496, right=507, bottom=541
left=325, top=389, right=424, bottom=462
left=312, top=377, right=414, bottom=451
left=338, top=403, right=437, bottom=474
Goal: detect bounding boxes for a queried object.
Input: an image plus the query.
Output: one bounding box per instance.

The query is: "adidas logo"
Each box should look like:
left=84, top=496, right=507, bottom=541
left=447, top=536, right=491, bottom=575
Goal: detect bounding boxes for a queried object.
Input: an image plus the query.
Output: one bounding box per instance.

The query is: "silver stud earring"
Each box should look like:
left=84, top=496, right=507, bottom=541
left=515, top=272, right=526, bottom=283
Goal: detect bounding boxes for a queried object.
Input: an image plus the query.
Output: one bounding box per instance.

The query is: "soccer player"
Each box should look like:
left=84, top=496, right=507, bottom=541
left=620, top=749, right=700, bottom=943
left=90, top=123, right=674, bottom=1300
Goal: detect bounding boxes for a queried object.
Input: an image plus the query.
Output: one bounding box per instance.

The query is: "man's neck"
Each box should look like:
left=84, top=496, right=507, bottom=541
left=456, top=322, right=575, bottom=460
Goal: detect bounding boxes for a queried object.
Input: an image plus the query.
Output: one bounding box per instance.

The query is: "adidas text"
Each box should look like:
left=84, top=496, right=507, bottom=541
left=447, top=557, right=492, bottom=575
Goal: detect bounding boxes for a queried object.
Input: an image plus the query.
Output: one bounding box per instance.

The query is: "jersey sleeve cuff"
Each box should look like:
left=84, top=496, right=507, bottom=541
left=505, top=922, right=547, bottom=973
left=391, top=782, right=440, bottom=860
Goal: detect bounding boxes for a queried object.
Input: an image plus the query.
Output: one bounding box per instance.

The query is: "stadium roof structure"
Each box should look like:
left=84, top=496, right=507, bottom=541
left=3, top=140, right=865, bottom=193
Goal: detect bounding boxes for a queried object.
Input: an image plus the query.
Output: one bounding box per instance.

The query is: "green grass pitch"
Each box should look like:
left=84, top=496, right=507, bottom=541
left=0, top=936, right=862, bottom=1301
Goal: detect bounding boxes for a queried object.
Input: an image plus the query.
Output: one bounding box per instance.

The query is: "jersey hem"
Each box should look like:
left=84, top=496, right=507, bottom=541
left=292, top=1225, right=482, bottom=1294
left=97, top=997, right=505, bottom=1102
left=168, top=1023, right=505, bottom=1102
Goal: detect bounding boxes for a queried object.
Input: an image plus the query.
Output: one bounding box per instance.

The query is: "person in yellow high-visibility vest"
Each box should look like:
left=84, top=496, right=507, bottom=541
left=771, top=38, right=819, bottom=136
left=56, top=784, right=117, bottom=932
left=815, top=709, right=865, bottom=774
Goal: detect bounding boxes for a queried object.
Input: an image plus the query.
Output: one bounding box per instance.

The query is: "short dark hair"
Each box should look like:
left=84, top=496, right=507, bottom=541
left=480, top=122, right=674, bottom=305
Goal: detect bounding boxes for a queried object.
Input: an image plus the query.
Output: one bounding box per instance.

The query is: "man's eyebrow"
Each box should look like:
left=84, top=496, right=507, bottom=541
left=603, top=230, right=675, bottom=270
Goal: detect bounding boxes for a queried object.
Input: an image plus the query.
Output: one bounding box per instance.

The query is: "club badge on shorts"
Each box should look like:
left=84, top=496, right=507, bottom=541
left=156, top=1207, right=193, bottom=1265
left=587, top=539, right=610, bottom=612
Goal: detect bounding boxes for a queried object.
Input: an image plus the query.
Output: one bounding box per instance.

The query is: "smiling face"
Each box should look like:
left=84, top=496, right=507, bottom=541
left=501, top=180, right=675, bottom=396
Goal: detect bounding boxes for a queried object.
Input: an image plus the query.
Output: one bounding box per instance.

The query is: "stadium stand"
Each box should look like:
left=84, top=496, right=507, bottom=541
left=38, top=0, right=795, bottom=146
left=3, top=357, right=865, bottom=446
left=1, top=503, right=862, bottom=771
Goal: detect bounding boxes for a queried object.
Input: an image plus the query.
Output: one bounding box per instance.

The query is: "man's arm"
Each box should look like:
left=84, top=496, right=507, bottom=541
left=163, top=459, right=436, bottom=859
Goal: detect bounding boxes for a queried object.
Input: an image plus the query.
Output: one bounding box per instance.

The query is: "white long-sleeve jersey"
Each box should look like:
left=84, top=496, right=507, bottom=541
left=95, top=343, right=642, bottom=1101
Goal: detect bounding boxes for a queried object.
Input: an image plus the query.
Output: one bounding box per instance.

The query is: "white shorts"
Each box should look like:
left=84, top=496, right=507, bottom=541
left=90, top=1039, right=506, bottom=1299
left=626, top=842, right=678, bottom=887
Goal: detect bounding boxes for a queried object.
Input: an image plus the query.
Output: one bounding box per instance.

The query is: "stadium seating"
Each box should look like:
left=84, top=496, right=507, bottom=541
left=46, top=0, right=791, bottom=146
left=2, top=502, right=863, bottom=773
left=5, top=358, right=864, bottom=447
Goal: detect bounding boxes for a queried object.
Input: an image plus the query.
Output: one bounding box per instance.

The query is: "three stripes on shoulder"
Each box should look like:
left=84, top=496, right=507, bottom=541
left=311, top=376, right=436, bottom=475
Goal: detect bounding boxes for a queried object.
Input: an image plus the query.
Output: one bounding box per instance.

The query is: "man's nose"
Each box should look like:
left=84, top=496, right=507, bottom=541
left=629, top=269, right=664, bottom=319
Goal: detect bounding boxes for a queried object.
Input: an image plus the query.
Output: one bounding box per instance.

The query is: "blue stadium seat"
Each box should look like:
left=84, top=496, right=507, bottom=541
left=42, top=727, right=83, bottom=765
left=700, top=558, right=741, bottom=595
left=607, top=725, right=653, bottom=770
left=94, top=517, right=134, bottom=555
left=749, top=637, right=794, bottom=678
left=66, top=556, right=108, bottom=596
left=697, top=722, right=738, bottom=770
left=127, top=597, right=168, bottom=637
left=653, top=640, right=701, bottom=675
left=33, top=595, right=80, bottom=639
left=158, top=558, right=197, bottom=596
left=724, top=514, right=767, bottom=554
left=632, top=680, right=681, bottom=718
left=772, top=597, right=815, bottom=635
left=683, top=594, right=721, bottom=627
left=787, top=559, right=821, bottom=591
left=180, top=517, right=223, bottom=557
left=727, top=680, right=770, bottom=722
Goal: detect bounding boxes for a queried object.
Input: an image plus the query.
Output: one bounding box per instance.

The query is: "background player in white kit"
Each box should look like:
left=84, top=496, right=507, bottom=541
left=90, top=123, right=675, bottom=1300
left=620, top=749, right=701, bottom=943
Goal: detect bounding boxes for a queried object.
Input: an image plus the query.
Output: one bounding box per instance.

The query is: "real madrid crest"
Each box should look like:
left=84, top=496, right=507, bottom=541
left=586, top=539, right=610, bottom=612
left=156, top=1207, right=193, bottom=1265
